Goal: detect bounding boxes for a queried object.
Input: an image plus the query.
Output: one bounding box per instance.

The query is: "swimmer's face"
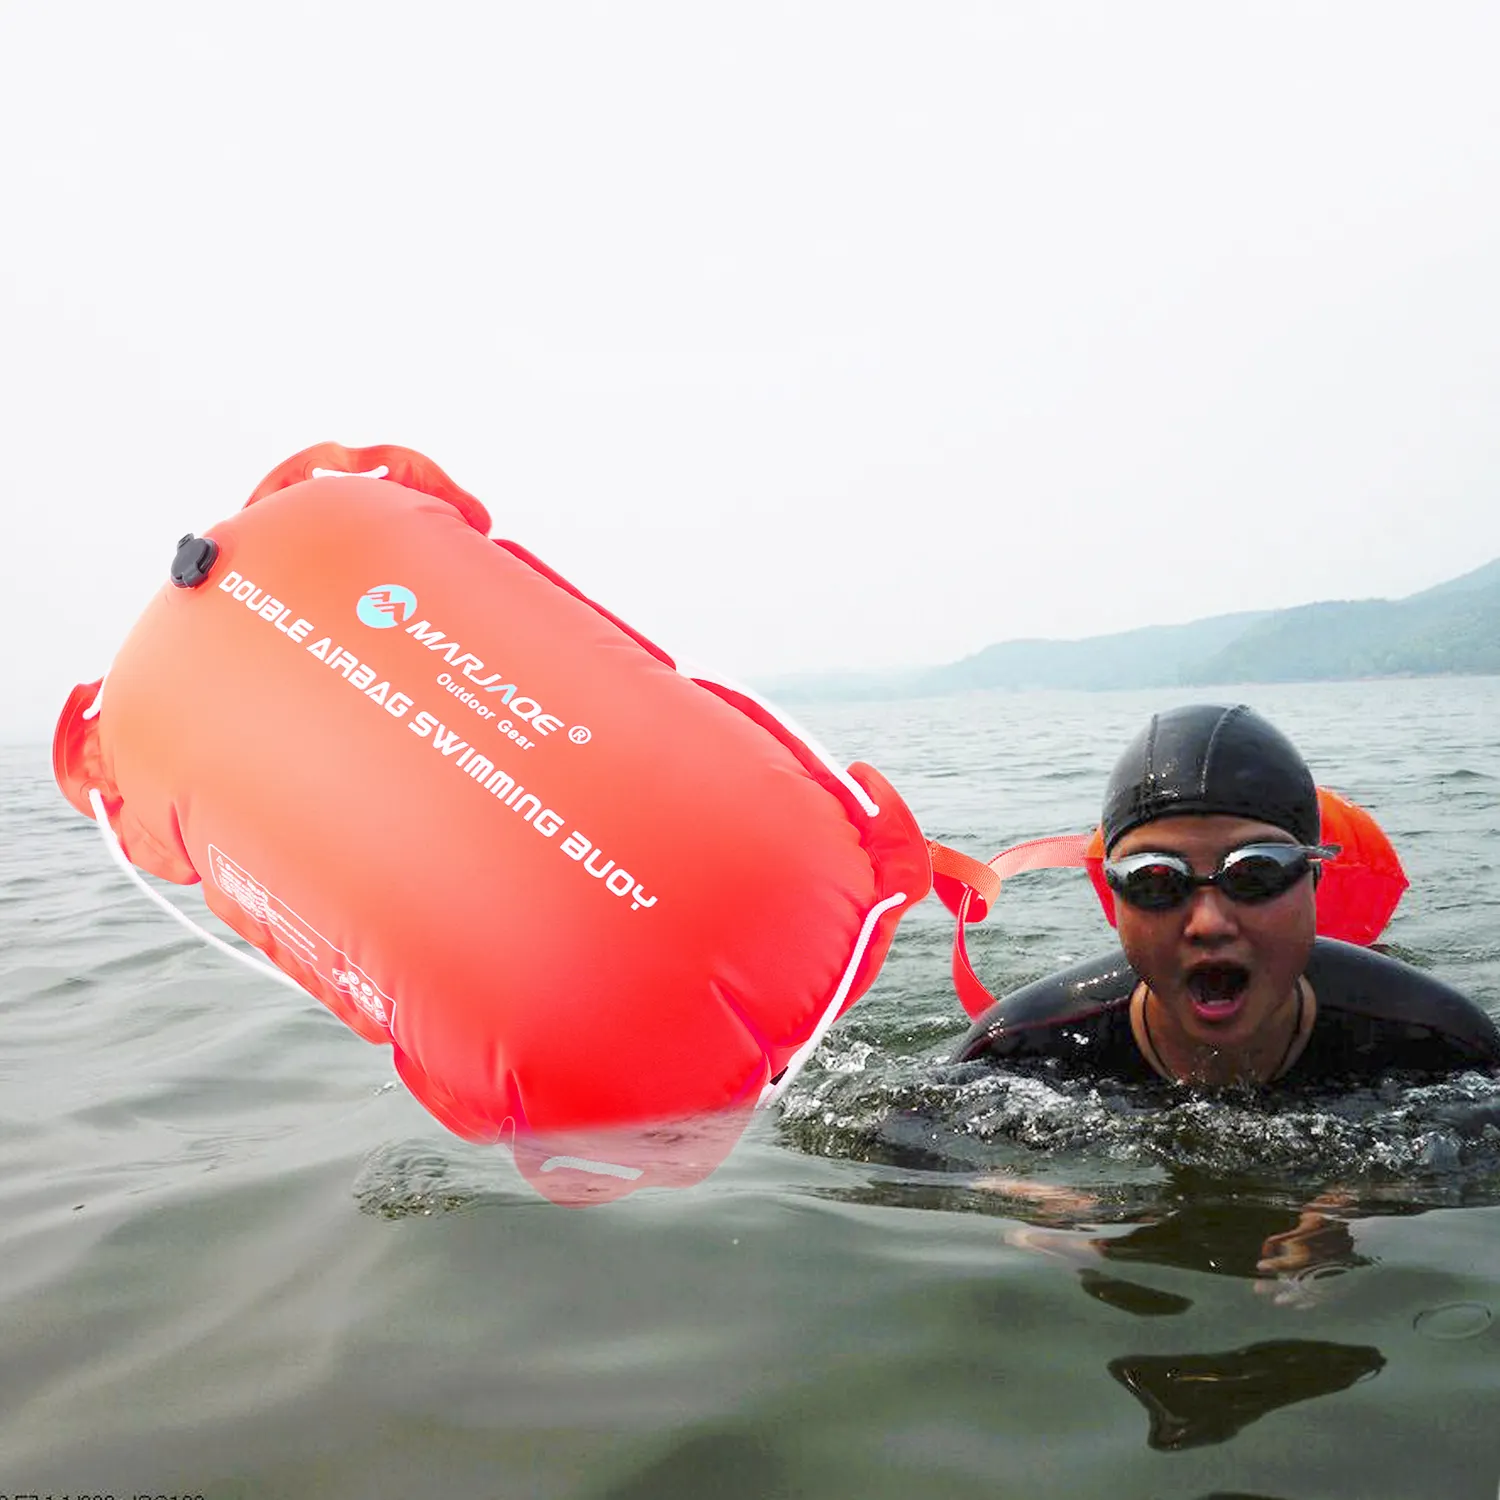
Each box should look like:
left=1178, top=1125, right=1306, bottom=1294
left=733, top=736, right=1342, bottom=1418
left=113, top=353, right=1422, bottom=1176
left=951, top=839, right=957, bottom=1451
left=1110, top=814, right=1317, bottom=1058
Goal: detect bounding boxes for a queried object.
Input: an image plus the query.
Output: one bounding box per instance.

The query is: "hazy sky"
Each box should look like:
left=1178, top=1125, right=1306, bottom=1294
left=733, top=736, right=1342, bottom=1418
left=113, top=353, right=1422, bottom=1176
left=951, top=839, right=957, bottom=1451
left=4, top=2, right=1498, bottom=741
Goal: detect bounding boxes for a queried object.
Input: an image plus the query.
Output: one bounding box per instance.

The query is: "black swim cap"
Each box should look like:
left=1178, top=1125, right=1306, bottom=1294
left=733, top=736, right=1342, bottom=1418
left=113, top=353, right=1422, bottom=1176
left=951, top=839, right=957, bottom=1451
left=1102, top=704, right=1319, bottom=851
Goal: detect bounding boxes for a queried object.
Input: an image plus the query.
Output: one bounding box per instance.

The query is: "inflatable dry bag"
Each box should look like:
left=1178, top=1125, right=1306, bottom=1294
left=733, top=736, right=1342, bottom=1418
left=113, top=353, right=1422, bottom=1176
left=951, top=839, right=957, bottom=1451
left=55, top=443, right=932, bottom=1203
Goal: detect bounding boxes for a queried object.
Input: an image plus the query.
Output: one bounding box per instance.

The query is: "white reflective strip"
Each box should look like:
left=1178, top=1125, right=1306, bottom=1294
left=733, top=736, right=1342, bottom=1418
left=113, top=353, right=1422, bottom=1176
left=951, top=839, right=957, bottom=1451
left=678, top=661, right=879, bottom=819
left=311, top=465, right=390, bottom=480
left=86, top=789, right=309, bottom=996
left=82, top=682, right=104, bottom=721
left=757, top=890, right=908, bottom=1107
left=539, top=1155, right=644, bottom=1180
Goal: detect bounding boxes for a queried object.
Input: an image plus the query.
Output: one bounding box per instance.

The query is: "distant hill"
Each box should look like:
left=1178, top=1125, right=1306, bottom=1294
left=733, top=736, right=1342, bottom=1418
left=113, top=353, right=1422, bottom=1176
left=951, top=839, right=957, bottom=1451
left=766, top=557, right=1500, bottom=702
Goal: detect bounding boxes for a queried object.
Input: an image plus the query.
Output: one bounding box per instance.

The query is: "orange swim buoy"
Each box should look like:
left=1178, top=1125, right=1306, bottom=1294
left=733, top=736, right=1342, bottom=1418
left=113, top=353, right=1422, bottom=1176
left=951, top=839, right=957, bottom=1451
left=54, top=443, right=932, bottom=1203
left=1306, top=786, right=1410, bottom=948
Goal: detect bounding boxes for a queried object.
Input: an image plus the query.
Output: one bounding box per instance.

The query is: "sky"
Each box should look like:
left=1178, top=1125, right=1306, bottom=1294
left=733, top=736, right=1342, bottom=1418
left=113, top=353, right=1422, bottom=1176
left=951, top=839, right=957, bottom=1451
left=4, top=2, right=1499, bottom=741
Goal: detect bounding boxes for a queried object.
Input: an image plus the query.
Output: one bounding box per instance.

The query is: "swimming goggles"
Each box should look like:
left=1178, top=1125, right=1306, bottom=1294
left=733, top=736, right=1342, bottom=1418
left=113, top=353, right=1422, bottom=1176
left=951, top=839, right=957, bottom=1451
left=1103, top=842, right=1340, bottom=912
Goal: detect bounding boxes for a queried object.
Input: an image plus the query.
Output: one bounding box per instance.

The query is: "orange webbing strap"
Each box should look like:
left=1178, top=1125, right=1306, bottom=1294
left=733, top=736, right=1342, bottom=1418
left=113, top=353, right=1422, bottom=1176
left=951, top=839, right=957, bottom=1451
left=927, top=841, right=1003, bottom=912
left=928, top=834, right=1094, bottom=1020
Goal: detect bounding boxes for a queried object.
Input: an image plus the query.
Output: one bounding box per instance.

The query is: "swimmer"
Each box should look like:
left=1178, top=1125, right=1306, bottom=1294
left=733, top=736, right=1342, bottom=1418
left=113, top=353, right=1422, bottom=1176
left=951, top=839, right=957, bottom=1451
left=955, top=704, right=1500, bottom=1087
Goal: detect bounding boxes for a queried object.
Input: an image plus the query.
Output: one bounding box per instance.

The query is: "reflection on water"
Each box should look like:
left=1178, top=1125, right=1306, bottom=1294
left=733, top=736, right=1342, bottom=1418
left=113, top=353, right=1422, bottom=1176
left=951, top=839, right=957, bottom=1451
left=1076, top=1268, right=1193, bottom=1317
left=999, top=1171, right=1375, bottom=1293
left=1110, top=1339, right=1385, bottom=1451
left=1026, top=1178, right=1392, bottom=1450
left=805, top=1157, right=1493, bottom=1458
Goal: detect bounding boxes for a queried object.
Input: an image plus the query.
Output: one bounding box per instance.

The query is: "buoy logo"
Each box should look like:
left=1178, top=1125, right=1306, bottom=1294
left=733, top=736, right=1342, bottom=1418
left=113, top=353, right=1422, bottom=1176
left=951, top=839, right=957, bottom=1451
left=358, top=584, right=418, bottom=629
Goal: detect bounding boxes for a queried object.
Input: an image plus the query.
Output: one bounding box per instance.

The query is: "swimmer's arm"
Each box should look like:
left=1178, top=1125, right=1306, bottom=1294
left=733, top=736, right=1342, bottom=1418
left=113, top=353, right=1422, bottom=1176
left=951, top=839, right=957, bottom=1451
left=974, top=1176, right=1101, bottom=1226
left=1255, top=1189, right=1359, bottom=1281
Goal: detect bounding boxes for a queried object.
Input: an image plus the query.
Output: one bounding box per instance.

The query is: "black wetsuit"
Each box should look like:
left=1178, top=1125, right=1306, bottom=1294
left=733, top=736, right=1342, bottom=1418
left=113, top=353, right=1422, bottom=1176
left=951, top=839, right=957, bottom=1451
left=953, top=937, right=1500, bottom=1084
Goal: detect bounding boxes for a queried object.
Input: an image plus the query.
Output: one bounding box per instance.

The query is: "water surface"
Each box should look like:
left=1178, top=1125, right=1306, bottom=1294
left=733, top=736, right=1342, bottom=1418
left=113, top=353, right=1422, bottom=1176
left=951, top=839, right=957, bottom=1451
left=3, top=677, right=1498, bottom=1497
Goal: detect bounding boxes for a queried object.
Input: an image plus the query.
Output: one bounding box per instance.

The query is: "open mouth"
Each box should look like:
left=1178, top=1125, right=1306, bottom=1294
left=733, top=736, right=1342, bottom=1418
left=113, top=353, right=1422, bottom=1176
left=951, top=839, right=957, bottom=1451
left=1185, top=962, right=1251, bottom=1022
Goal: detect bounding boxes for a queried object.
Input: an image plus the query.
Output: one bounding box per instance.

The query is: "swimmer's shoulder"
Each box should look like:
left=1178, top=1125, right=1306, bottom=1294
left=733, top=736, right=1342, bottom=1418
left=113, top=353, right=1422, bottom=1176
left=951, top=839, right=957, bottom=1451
left=951, top=950, right=1142, bottom=1071
left=1299, top=937, right=1500, bottom=1076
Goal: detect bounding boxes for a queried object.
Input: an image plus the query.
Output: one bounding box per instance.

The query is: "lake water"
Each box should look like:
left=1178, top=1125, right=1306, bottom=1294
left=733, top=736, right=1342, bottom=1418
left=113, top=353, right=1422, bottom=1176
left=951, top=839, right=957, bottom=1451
left=3, top=676, right=1499, bottom=1498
